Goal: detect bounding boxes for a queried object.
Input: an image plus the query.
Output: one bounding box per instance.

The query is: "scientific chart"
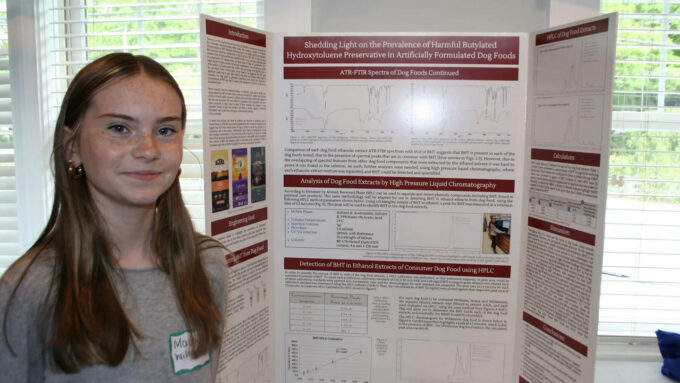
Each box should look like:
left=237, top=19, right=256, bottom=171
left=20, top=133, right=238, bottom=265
left=534, top=32, right=607, bottom=94
left=532, top=23, right=610, bottom=150
left=397, top=339, right=505, bottom=383
left=289, top=83, right=520, bottom=136
left=286, top=334, right=371, bottom=383
left=532, top=95, right=604, bottom=150
left=218, top=347, right=271, bottom=383
left=394, top=211, right=481, bottom=251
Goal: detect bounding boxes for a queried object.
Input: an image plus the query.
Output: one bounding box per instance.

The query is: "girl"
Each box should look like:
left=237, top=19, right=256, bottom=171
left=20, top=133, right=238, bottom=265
left=0, top=53, right=227, bottom=381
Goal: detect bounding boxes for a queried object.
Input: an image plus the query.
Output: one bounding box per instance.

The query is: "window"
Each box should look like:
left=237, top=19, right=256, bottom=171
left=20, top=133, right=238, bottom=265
left=0, top=1, right=16, bottom=275
left=45, top=0, right=264, bottom=233
left=600, top=0, right=680, bottom=337
left=0, top=0, right=262, bottom=276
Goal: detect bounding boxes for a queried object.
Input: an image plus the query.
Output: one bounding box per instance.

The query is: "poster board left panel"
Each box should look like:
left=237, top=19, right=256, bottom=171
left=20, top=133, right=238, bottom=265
left=199, top=14, right=275, bottom=383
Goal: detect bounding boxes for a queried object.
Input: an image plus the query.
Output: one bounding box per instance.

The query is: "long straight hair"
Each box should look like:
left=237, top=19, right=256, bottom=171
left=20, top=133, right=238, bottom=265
left=2, top=53, right=223, bottom=372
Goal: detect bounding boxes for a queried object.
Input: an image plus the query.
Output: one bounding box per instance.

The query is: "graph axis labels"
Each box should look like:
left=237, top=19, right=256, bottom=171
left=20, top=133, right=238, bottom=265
left=285, top=333, right=372, bottom=383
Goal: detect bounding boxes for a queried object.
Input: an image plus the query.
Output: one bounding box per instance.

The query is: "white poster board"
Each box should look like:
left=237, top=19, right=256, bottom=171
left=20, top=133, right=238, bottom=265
left=199, top=13, right=617, bottom=383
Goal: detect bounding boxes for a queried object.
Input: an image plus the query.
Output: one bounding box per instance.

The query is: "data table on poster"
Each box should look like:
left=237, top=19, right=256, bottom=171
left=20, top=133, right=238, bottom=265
left=528, top=192, right=597, bottom=229
left=290, top=292, right=368, bottom=334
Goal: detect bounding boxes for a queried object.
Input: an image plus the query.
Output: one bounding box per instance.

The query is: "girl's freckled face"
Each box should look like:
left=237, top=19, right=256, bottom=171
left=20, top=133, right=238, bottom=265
left=69, top=73, right=184, bottom=210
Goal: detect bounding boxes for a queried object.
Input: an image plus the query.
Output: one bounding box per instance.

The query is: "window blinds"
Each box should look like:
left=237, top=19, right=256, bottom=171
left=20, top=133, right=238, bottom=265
left=0, top=1, right=17, bottom=275
left=599, top=0, right=680, bottom=337
left=45, top=0, right=264, bottom=233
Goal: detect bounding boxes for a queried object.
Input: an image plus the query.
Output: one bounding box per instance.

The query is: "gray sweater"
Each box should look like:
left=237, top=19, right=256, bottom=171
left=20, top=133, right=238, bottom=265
left=0, top=247, right=228, bottom=382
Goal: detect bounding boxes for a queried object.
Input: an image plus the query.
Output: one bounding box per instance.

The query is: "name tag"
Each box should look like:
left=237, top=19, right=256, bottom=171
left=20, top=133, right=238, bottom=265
left=169, top=330, right=211, bottom=375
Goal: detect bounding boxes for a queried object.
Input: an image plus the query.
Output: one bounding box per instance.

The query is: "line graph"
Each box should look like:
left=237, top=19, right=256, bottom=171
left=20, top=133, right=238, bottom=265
left=285, top=333, right=371, bottom=383
left=534, top=33, right=607, bottom=95
left=409, top=84, right=512, bottom=133
left=289, top=83, right=402, bottom=133
left=218, top=346, right=271, bottom=383
left=532, top=94, right=604, bottom=149
left=397, top=338, right=505, bottom=382
left=287, top=83, right=519, bottom=136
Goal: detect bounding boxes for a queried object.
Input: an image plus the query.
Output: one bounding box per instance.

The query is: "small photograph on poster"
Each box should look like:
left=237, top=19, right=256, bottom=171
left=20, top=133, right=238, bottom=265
left=210, top=150, right=229, bottom=213
left=232, top=148, right=249, bottom=208
left=251, top=147, right=266, bottom=203
left=483, top=213, right=511, bottom=254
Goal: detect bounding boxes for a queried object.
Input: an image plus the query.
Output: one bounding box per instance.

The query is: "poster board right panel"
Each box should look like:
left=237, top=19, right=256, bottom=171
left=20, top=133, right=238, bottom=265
left=517, top=13, right=618, bottom=383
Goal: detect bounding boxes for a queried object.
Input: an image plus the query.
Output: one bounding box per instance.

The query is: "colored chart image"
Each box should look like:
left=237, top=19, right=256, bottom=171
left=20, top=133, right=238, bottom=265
left=397, top=339, right=505, bottom=383
left=211, top=150, right=230, bottom=213
left=285, top=333, right=371, bottom=383
left=288, top=82, right=519, bottom=135
left=232, top=148, right=249, bottom=208
left=251, top=146, right=266, bottom=203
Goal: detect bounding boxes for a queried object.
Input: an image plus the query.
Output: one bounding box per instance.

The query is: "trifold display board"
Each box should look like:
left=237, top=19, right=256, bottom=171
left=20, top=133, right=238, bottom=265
left=199, top=13, right=617, bottom=383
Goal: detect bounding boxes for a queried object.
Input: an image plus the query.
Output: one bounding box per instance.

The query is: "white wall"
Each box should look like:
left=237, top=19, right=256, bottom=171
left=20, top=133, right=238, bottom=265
left=550, top=0, right=602, bottom=26
left=308, top=0, right=600, bottom=33
left=311, top=0, right=550, bottom=32
left=265, top=0, right=311, bottom=32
